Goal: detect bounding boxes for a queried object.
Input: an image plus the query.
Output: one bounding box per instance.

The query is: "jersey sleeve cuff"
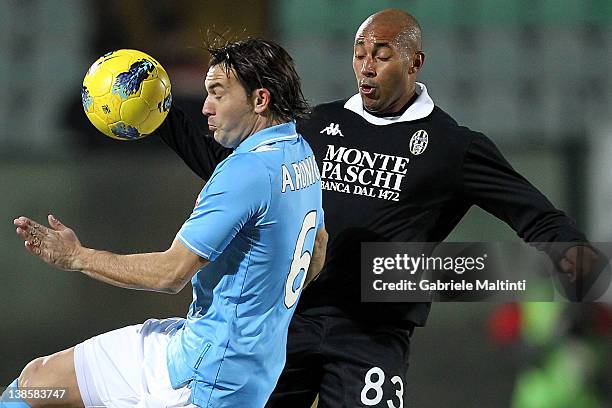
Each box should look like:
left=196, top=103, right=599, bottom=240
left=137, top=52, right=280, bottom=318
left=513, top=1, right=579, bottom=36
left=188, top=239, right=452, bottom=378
left=176, top=232, right=221, bottom=262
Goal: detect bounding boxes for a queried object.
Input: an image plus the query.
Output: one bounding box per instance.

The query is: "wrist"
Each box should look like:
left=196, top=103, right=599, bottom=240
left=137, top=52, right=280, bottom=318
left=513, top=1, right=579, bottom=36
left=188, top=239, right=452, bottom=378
left=70, top=246, right=90, bottom=271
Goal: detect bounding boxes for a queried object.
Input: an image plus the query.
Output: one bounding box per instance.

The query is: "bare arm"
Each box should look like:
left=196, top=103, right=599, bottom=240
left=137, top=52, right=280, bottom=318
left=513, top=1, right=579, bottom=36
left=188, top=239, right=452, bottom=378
left=304, top=225, right=328, bottom=288
left=14, top=215, right=207, bottom=294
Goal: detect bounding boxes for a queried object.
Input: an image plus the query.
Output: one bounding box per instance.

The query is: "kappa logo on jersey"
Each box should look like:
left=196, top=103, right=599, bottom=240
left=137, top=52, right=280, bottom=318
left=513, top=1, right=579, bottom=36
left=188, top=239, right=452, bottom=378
left=409, top=130, right=428, bottom=155
left=320, top=122, right=344, bottom=137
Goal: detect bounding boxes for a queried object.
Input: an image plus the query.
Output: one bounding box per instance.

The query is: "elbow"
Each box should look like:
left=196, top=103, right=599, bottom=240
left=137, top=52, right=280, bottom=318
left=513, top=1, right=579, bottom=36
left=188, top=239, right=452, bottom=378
left=156, top=241, right=207, bottom=295
left=159, top=284, right=185, bottom=295
left=161, top=285, right=182, bottom=295
left=154, top=284, right=179, bottom=295
left=156, top=276, right=188, bottom=295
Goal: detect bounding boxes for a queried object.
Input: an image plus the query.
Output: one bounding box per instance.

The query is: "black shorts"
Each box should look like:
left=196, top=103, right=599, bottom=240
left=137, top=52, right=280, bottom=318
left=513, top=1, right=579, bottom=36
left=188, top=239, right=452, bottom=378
left=265, top=312, right=414, bottom=408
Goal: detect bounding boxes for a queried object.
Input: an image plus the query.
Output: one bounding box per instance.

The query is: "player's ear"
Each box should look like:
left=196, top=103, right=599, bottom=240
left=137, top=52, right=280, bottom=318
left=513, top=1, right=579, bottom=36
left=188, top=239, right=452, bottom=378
left=253, top=88, right=271, bottom=114
left=410, top=51, right=425, bottom=74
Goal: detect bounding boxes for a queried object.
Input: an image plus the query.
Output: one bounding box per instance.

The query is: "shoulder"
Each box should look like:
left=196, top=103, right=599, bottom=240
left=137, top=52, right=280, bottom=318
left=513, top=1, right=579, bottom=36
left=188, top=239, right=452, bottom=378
left=426, top=105, right=488, bottom=145
left=297, top=99, right=351, bottom=131
left=311, top=99, right=349, bottom=114
left=211, top=152, right=271, bottom=189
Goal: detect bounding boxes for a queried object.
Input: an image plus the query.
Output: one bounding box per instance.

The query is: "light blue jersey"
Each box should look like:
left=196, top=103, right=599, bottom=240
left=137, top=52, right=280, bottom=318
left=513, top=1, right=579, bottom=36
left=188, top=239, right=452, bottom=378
left=167, top=122, right=323, bottom=408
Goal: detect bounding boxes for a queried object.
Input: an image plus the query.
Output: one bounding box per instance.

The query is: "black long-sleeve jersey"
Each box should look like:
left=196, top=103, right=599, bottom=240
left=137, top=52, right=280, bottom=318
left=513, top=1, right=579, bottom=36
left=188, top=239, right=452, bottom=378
left=156, top=83, right=586, bottom=327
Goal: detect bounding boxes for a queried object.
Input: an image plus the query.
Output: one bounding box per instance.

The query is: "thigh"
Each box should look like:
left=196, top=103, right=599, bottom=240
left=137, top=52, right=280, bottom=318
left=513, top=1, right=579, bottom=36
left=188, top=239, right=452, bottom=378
left=318, top=319, right=412, bottom=408
left=265, top=313, right=325, bottom=408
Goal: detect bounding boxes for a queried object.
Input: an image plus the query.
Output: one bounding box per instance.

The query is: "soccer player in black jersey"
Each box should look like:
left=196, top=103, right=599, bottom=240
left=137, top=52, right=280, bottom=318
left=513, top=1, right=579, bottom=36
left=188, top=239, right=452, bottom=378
left=156, top=9, right=600, bottom=407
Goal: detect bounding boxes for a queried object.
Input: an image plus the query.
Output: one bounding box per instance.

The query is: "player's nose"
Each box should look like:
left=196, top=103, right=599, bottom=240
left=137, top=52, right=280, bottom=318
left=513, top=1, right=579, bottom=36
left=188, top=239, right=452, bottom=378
left=202, top=96, right=214, bottom=117
left=360, top=56, right=376, bottom=77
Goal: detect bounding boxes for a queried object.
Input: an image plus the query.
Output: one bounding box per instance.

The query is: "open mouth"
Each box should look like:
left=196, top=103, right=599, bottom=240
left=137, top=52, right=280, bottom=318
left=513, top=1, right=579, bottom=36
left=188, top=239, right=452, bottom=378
left=360, top=84, right=376, bottom=95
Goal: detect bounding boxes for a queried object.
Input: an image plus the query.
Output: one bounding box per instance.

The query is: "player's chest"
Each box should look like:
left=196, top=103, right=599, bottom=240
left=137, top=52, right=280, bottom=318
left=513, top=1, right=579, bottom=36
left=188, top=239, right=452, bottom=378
left=308, top=121, right=462, bottom=204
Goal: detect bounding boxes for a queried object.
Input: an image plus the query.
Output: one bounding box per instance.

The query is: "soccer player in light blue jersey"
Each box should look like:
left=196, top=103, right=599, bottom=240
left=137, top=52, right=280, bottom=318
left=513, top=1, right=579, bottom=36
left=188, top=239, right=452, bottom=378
left=5, top=39, right=326, bottom=408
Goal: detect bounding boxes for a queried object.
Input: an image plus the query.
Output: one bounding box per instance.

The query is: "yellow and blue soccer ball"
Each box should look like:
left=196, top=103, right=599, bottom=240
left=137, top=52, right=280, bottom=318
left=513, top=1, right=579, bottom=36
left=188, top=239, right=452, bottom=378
left=81, top=49, right=172, bottom=140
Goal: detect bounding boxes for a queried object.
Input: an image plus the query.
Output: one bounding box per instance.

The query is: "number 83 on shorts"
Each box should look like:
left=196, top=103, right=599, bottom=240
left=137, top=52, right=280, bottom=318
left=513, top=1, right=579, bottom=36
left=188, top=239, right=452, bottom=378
left=360, top=366, right=404, bottom=407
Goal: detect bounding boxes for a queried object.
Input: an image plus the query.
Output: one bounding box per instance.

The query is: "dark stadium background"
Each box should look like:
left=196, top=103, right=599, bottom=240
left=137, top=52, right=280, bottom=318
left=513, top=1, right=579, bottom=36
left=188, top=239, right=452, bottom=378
left=1, top=1, right=611, bottom=406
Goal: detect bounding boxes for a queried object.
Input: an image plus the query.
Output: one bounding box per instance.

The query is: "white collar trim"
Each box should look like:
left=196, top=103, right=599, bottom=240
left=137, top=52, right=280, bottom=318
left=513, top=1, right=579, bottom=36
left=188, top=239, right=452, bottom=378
left=343, top=82, right=434, bottom=125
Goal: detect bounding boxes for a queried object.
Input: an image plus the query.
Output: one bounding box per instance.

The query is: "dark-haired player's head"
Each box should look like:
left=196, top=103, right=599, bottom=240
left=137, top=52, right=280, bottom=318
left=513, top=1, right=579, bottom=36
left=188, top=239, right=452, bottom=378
left=203, top=38, right=309, bottom=148
left=353, top=9, right=425, bottom=114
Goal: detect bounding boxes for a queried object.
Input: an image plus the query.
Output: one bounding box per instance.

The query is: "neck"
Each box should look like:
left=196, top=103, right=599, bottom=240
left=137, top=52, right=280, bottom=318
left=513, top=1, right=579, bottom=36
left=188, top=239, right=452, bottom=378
left=365, top=88, right=419, bottom=118
left=240, top=116, right=283, bottom=146
left=389, top=83, right=416, bottom=112
left=253, top=115, right=283, bottom=134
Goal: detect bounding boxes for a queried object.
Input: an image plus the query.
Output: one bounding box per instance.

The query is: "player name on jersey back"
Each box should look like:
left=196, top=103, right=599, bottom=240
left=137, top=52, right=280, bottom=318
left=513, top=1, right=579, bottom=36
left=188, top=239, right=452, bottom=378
left=281, top=154, right=321, bottom=192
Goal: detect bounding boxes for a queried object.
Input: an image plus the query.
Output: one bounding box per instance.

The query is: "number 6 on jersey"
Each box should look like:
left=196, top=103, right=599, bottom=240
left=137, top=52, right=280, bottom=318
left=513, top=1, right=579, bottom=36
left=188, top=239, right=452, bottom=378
left=284, top=211, right=318, bottom=308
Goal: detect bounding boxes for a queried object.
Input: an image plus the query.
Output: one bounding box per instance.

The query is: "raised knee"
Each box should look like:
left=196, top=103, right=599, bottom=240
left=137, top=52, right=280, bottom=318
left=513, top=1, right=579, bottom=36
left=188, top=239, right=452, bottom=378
left=19, top=356, right=47, bottom=387
left=16, top=351, right=79, bottom=407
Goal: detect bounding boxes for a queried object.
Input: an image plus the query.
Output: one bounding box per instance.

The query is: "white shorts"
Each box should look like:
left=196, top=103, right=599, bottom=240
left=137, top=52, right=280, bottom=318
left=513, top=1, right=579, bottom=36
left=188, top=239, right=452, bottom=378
left=74, top=318, right=197, bottom=408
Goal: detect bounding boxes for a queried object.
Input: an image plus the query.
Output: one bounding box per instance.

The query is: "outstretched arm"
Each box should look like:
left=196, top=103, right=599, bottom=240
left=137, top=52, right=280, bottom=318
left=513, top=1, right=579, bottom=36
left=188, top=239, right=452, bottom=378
left=461, top=133, right=606, bottom=293
left=14, top=214, right=207, bottom=294
left=304, top=225, right=328, bottom=287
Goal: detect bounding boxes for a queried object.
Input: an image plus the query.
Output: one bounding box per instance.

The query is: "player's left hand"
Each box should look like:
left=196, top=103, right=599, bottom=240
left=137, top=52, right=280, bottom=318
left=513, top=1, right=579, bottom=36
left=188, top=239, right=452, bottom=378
left=554, top=245, right=612, bottom=301
left=558, top=245, right=600, bottom=283
left=14, top=214, right=82, bottom=271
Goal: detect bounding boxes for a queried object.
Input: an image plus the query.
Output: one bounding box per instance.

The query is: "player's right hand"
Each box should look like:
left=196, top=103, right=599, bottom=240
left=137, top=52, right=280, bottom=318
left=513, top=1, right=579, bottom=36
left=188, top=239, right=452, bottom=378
left=14, top=214, right=82, bottom=271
